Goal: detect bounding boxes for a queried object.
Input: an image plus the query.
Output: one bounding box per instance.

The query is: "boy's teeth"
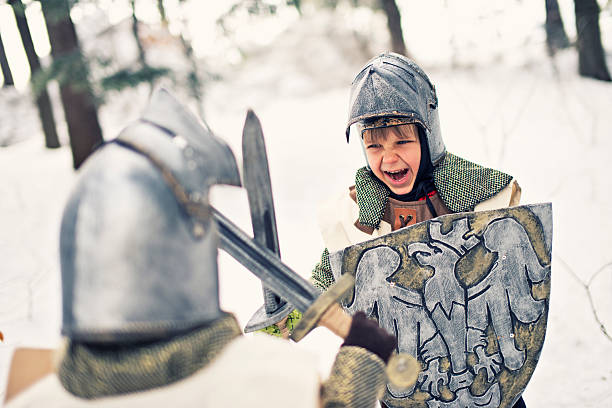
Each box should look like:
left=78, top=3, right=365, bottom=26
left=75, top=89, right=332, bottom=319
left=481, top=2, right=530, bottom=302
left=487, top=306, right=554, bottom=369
left=385, top=168, right=408, bottom=181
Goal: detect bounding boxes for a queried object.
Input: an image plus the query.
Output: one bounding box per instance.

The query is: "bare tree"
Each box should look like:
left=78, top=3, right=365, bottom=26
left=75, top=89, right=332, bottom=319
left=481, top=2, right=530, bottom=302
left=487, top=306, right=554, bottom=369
left=39, top=0, right=104, bottom=168
left=177, top=0, right=205, bottom=119
left=379, top=0, right=408, bottom=57
left=8, top=0, right=60, bottom=148
left=545, top=0, right=570, bottom=54
left=0, top=32, right=15, bottom=87
left=574, top=0, right=611, bottom=81
left=129, top=0, right=147, bottom=68
left=157, top=0, right=168, bottom=25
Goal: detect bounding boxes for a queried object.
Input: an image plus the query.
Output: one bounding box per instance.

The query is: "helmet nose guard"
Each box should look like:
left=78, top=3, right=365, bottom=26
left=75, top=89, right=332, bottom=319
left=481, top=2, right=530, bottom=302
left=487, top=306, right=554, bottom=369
left=60, top=89, right=240, bottom=343
left=346, top=53, right=445, bottom=166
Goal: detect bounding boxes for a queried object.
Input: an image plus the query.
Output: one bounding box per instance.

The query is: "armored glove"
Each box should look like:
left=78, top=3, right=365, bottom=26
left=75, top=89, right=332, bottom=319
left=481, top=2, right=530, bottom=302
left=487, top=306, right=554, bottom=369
left=341, top=311, right=397, bottom=363
left=322, top=312, right=395, bottom=407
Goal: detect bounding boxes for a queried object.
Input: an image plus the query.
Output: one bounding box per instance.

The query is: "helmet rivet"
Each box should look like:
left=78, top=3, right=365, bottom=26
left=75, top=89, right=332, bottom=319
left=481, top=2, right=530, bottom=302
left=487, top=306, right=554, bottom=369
left=173, top=135, right=188, bottom=149
left=193, top=223, right=205, bottom=238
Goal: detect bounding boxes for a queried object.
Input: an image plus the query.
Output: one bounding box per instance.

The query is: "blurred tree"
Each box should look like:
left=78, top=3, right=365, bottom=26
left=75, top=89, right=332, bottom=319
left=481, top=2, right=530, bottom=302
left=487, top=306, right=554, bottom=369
left=157, top=0, right=168, bottom=25
left=545, top=0, right=570, bottom=54
left=176, top=0, right=205, bottom=119
left=379, top=0, right=407, bottom=56
left=287, top=0, right=302, bottom=14
left=93, top=0, right=169, bottom=96
left=574, top=0, right=611, bottom=81
left=0, top=32, right=15, bottom=87
left=38, top=0, right=103, bottom=168
left=130, top=0, right=147, bottom=69
left=8, top=0, right=60, bottom=148
left=303, top=0, right=411, bottom=58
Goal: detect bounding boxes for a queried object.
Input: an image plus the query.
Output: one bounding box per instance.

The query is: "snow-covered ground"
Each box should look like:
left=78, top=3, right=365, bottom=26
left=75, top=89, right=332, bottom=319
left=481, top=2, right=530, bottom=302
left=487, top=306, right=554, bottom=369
left=1, top=1, right=612, bottom=406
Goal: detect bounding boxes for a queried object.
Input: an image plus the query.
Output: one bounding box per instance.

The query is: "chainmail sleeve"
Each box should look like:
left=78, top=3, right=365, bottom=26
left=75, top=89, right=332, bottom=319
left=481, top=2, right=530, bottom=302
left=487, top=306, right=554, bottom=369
left=321, top=346, right=387, bottom=408
left=311, top=248, right=335, bottom=292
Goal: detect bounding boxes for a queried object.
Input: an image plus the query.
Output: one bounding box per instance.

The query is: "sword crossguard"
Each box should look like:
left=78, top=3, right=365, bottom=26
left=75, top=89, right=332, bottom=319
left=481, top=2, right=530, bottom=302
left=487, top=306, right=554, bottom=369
left=290, top=274, right=355, bottom=342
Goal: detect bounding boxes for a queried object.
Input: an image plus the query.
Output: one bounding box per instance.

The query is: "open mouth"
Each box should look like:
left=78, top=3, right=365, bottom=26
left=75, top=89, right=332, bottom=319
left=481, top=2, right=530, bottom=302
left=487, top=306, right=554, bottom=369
left=384, top=168, right=409, bottom=182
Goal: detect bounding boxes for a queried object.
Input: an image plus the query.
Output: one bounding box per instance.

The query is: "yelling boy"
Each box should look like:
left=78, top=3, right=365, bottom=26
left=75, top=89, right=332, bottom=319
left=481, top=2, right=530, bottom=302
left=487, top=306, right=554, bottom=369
left=309, top=53, right=526, bottom=408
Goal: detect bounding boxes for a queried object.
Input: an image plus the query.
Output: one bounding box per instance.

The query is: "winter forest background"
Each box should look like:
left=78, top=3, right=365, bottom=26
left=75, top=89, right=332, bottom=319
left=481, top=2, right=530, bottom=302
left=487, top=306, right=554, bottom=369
left=1, top=0, right=611, bottom=406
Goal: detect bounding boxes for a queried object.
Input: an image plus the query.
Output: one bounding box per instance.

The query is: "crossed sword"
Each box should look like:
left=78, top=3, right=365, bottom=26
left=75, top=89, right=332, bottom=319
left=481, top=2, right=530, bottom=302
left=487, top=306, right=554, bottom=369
left=207, top=110, right=418, bottom=390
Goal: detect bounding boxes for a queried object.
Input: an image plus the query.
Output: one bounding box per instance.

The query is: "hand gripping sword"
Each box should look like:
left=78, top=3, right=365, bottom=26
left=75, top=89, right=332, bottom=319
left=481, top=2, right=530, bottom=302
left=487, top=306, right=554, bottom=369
left=241, top=110, right=293, bottom=333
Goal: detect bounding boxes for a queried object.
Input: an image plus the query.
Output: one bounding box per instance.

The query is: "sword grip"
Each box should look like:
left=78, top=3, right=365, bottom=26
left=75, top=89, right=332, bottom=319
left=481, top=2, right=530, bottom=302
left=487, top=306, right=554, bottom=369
left=309, top=303, right=419, bottom=391
left=290, top=274, right=355, bottom=342
left=322, top=306, right=420, bottom=392
left=318, top=303, right=352, bottom=339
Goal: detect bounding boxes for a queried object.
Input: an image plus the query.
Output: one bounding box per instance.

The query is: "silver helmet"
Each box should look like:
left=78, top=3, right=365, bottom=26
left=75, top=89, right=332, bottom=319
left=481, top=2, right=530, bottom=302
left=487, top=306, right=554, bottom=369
left=60, top=89, right=241, bottom=343
left=346, top=52, right=445, bottom=166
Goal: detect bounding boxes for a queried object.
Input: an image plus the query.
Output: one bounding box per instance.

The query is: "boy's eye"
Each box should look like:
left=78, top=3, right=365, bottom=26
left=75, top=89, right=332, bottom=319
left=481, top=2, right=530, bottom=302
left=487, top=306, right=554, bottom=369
left=397, top=139, right=415, bottom=145
left=366, top=144, right=381, bottom=149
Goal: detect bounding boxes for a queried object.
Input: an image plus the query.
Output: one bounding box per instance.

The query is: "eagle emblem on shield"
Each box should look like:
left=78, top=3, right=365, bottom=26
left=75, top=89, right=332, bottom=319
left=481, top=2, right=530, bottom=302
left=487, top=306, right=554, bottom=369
left=329, top=203, right=552, bottom=408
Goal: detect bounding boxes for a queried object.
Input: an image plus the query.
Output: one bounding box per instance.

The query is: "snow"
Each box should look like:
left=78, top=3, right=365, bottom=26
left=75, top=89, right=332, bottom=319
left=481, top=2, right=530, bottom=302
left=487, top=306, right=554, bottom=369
left=1, top=1, right=612, bottom=406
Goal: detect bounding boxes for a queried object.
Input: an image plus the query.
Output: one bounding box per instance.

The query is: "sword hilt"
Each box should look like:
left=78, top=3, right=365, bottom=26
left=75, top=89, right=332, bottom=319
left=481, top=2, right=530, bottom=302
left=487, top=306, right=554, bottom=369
left=290, top=274, right=355, bottom=341
left=291, top=274, right=419, bottom=392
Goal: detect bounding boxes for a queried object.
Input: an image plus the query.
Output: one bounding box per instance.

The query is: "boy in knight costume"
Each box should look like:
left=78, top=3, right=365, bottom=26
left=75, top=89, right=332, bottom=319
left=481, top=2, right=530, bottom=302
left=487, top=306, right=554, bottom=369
left=269, top=53, right=530, bottom=408
left=3, top=90, right=398, bottom=408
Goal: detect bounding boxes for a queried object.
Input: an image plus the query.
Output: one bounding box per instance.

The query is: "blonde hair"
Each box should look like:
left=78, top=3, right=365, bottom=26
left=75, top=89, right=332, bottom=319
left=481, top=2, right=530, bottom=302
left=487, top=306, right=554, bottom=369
left=363, top=123, right=419, bottom=144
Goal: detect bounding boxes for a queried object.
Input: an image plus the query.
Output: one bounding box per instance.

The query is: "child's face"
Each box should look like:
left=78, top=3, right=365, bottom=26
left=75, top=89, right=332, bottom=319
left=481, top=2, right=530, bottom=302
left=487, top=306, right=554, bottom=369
left=363, top=124, right=421, bottom=195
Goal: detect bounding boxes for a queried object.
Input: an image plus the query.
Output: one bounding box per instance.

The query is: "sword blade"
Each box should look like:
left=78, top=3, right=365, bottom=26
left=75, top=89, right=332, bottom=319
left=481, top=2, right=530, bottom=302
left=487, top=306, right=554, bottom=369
left=241, top=110, right=286, bottom=314
left=214, top=208, right=318, bottom=313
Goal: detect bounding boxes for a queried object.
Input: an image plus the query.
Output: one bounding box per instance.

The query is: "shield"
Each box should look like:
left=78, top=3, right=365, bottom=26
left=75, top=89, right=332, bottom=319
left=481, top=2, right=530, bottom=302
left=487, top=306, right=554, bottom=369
left=329, top=203, right=552, bottom=408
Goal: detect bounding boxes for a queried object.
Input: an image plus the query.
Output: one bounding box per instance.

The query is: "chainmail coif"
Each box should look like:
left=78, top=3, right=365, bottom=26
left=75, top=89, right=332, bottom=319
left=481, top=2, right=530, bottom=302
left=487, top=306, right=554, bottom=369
left=355, top=152, right=512, bottom=229
left=58, top=313, right=241, bottom=399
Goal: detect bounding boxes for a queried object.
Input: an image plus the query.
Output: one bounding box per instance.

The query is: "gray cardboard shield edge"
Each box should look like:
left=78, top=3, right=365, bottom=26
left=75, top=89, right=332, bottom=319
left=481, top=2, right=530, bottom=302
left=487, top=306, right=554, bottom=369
left=329, top=203, right=552, bottom=408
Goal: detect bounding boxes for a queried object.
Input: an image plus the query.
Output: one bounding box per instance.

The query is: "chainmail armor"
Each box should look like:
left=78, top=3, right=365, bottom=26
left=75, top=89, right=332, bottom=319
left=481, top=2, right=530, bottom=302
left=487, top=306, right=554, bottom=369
left=433, top=152, right=512, bottom=213
left=311, top=248, right=334, bottom=292
left=355, top=168, right=389, bottom=229
left=59, top=314, right=241, bottom=399
left=321, top=346, right=387, bottom=408
left=312, top=154, right=512, bottom=292
left=355, top=152, right=512, bottom=229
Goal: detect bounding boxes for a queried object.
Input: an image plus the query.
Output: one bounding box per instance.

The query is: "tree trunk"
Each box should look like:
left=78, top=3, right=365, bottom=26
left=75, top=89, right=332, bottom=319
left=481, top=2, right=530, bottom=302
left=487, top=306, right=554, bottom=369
left=9, top=0, right=60, bottom=148
left=157, top=0, right=167, bottom=25
left=0, top=33, right=15, bottom=87
left=379, top=0, right=408, bottom=57
left=178, top=0, right=204, bottom=119
left=130, top=0, right=147, bottom=68
left=574, top=0, right=611, bottom=81
left=39, top=0, right=103, bottom=168
left=545, top=0, right=570, bottom=54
